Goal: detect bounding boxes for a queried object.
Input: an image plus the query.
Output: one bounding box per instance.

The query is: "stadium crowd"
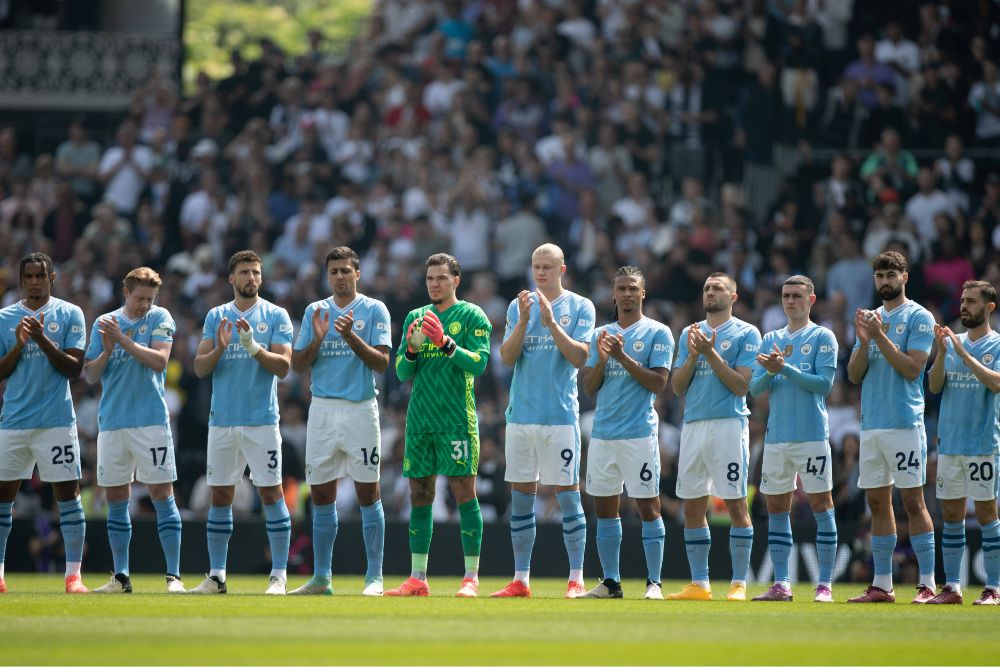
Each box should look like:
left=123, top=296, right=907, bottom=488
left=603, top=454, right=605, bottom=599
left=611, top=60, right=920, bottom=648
left=4, top=0, right=1000, bottom=581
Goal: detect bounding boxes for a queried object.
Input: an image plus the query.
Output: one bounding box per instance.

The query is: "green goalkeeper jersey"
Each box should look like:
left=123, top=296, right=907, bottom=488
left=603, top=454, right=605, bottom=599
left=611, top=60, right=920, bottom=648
left=395, top=300, right=492, bottom=435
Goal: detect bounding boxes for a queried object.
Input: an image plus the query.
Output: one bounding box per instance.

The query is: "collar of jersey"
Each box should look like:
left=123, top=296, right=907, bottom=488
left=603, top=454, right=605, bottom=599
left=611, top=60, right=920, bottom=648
left=964, top=330, right=999, bottom=349
left=611, top=316, right=645, bottom=334
left=228, top=299, right=261, bottom=318
left=880, top=300, right=911, bottom=317
left=116, top=306, right=147, bottom=326
left=782, top=321, right=815, bottom=340
left=17, top=298, right=54, bottom=317
left=327, top=295, right=361, bottom=314
left=703, top=317, right=735, bottom=335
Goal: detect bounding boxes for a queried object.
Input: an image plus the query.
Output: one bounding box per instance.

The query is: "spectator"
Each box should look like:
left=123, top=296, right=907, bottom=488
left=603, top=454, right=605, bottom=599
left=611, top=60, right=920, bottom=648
left=98, top=120, right=154, bottom=219
left=843, top=33, right=896, bottom=110
left=55, top=118, right=101, bottom=204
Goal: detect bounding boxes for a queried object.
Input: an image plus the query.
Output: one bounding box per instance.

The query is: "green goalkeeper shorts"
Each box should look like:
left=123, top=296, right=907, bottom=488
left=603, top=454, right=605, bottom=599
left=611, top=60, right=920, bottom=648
left=403, top=431, right=480, bottom=478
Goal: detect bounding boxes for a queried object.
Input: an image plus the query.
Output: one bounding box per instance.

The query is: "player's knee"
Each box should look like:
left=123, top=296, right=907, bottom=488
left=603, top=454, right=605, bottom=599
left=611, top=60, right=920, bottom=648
left=900, top=491, right=926, bottom=516
left=807, top=493, right=834, bottom=513
left=210, top=486, right=236, bottom=507
left=51, top=480, right=80, bottom=502
left=974, top=501, right=999, bottom=525
left=147, top=483, right=172, bottom=502
left=355, top=482, right=380, bottom=506
left=258, top=485, right=284, bottom=505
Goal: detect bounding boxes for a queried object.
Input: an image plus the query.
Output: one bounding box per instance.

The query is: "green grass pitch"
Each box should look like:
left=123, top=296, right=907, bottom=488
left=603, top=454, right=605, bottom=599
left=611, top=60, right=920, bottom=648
left=1, top=574, right=997, bottom=665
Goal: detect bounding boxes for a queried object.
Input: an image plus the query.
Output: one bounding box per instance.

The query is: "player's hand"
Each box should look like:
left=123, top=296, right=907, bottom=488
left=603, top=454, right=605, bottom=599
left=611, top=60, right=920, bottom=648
left=686, top=325, right=699, bottom=357
left=311, top=307, right=331, bottom=341
left=933, top=323, right=948, bottom=355
left=421, top=310, right=446, bottom=346
left=14, top=319, right=29, bottom=348
left=941, top=326, right=966, bottom=358
left=536, top=290, right=555, bottom=328
left=235, top=318, right=262, bottom=356
left=406, top=319, right=426, bottom=353
left=603, top=331, right=626, bottom=361
left=596, top=330, right=610, bottom=364
left=22, top=314, right=46, bottom=343
left=757, top=342, right=784, bottom=373
left=97, top=317, right=119, bottom=352
left=216, top=317, right=233, bottom=350
left=334, top=310, right=355, bottom=339
left=516, top=290, right=532, bottom=323
left=690, top=325, right=715, bottom=355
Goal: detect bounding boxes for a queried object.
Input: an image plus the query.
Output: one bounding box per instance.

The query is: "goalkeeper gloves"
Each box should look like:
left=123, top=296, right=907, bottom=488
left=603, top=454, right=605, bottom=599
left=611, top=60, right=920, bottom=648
left=406, top=318, right=427, bottom=354
left=421, top=310, right=456, bottom=356
left=238, top=326, right=262, bottom=357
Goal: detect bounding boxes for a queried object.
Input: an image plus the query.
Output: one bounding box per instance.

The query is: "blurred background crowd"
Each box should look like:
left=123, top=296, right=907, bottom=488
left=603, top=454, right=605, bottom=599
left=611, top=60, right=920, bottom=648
left=4, top=0, right=1000, bottom=581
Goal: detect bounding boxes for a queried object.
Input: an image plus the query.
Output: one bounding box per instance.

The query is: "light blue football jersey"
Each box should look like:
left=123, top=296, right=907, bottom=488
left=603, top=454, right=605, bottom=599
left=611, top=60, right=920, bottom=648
left=586, top=317, right=674, bottom=440
left=937, top=331, right=1000, bottom=456
left=753, top=323, right=838, bottom=444
left=0, top=297, right=85, bottom=429
left=504, top=291, right=596, bottom=425
left=853, top=300, right=934, bottom=430
left=294, top=294, right=391, bottom=401
left=674, top=317, right=762, bottom=423
left=202, top=298, right=293, bottom=426
left=84, top=305, right=174, bottom=431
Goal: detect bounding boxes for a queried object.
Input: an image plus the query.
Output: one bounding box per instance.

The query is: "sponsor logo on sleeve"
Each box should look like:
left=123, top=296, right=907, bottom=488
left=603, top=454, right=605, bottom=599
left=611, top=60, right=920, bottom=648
left=279, top=323, right=293, bottom=334
left=474, top=328, right=487, bottom=337
left=376, top=322, right=388, bottom=331
left=70, top=325, right=82, bottom=334
left=653, top=343, right=667, bottom=352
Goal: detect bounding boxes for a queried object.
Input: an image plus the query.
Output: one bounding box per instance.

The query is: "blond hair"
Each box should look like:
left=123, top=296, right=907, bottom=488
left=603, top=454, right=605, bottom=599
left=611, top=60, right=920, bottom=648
left=123, top=267, right=162, bottom=291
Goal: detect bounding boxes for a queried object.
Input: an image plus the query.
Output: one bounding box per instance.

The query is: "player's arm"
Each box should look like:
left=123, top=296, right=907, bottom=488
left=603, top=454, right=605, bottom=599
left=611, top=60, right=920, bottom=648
left=0, top=322, right=27, bottom=382
left=670, top=326, right=698, bottom=397
left=581, top=330, right=607, bottom=396
left=780, top=363, right=836, bottom=395
left=104, top=314, right=170, bottom=372
left=395, top=312, right=422, bottom=383
left=749, top=341, right=777, bottom=396
left=928, top=325, right=947, bottom=394
left=82, top=321, right=111, bottom=384
left=537, top=291, right=590, bottom=368
left=847, top=309, right=871, bottom=384
left=23, top=316, right=83, bottom=378
left=292, top=306, right=326, bottom=373
left=499, top=294, right=529, bottom=366
left=336, top=309, right=390, bottom=373
left=872, top=326, right=928, bottom=381
left=250, top=342, right=292, bottom=378
left=422, top=309, right=490, bottom=376
left=235, top=316, right=291, bottom=378
left=699, top=340, right=750, bottom=396
left=194, top=315, right=231, bottom=378
left=606, top=330, right=670, bottom=393
left=947, top=328, right=1000, bottom=392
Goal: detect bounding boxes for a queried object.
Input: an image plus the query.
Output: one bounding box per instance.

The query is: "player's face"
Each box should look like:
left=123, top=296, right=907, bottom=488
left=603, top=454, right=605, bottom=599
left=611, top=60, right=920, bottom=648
left=613, top=275, right=645, bottom=314
left=874, top=268, right=906, bottom=302
left=426, top=263, right=459, bottom=305
left=781, top=284, right=814, bottom=321
left=959, top=289, right=993, bottom=328
left=703, top=278, right=734, bottom=314
left=327, top=259, right=359, bottom=299
left=20, top=262, right=54, bottom=300
left=230, top=261, right=262, bottom=299
left=531, top=253, right=565, bottom=289
left=124, top=285, right=158, bottom=319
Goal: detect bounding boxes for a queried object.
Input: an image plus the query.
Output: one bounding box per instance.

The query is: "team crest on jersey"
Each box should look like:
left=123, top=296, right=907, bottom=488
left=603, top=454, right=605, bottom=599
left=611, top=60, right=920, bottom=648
left=46, top=321, right=58, bottom=333
left=448, top=322, right=462, bottom=335
left=633, top=340, right=645, bottom=352
left=354, top=319, right=365, bottom=330
left=761, top=473, right=769, bottom=486
left=138, top=325, right=147, bottom=335
left=559, top=314, right=571, bottom=327
left=256, top=321, right=268, bottom=333
left=801, top=344, right=812, bottom=355
left=783, top=344, right=793, bottom=357
left=720, top=339, right=732, bottom=351
left=895, top=323, right=905, bottom=334
left=936, top=476, right=943, bottom=490
left=984, top=354, right=995, bottom=365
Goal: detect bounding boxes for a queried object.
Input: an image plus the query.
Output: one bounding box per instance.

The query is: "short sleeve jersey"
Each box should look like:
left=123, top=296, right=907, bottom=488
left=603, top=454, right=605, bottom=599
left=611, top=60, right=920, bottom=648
left=674, top=317, right=762, bottom=423
left=585, top=317, right=674, bottom=440
left=503, top=291, right=595, bottom=425
left=294, top=294, right=391, bottom=401
left=0, top=297, right=85, bottom=429
left=937, top=331, right=1000, bottom=456
left=202, top=298, right=293, bottom=427
left=84, top=305, right=174, bottom=430
left=852, top=300, right=934, bottom=430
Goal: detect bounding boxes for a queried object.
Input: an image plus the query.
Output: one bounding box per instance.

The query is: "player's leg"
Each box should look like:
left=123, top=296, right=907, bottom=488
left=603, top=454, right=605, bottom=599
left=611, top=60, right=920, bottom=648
left=38, top=426, right=88, bottom=594
left=580, top=437, right=623, bottom=598
left=796, top=439, right=837, bottom=602
left=355, top=481, right=384, bottom=595
left=893, top=428, right=935, bottom=602
left=148, top=482, right=184, bottom=593
left=290, top=479, right=337, bottom=595
left=553, top=425, right=586, bottom=594
left=973, top=487, right=1000, bottom=605
left=0, top=429, right=38, bottom=593
left=669, top=421, right=714, bottom=600
left=635, top=497, right=665, bottom=600
left=191, top=427, right=239, bottom=594
left=806, top=491, right=836, bottom=602
left=754, top=442, right=794, bottom=601
left=247, top=425, right=290, bottom=594
left=623, top=434, right=664, bottom=599
left=849, top=431, right=896, bottom=602
left=448, top=474, right=481, bottom=597
left=714, top=419, right=752, bottom=601
left=132, top=424, right=183, bottom=592
left=385, top=436, right=435, bottom=598
left=930, top=497, right=968, bottom=604
left=753, top=492, right=793, bottom=601
left=94, top=483, right=133, bottom=594
left=493, top=423, right=539, bottom=597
